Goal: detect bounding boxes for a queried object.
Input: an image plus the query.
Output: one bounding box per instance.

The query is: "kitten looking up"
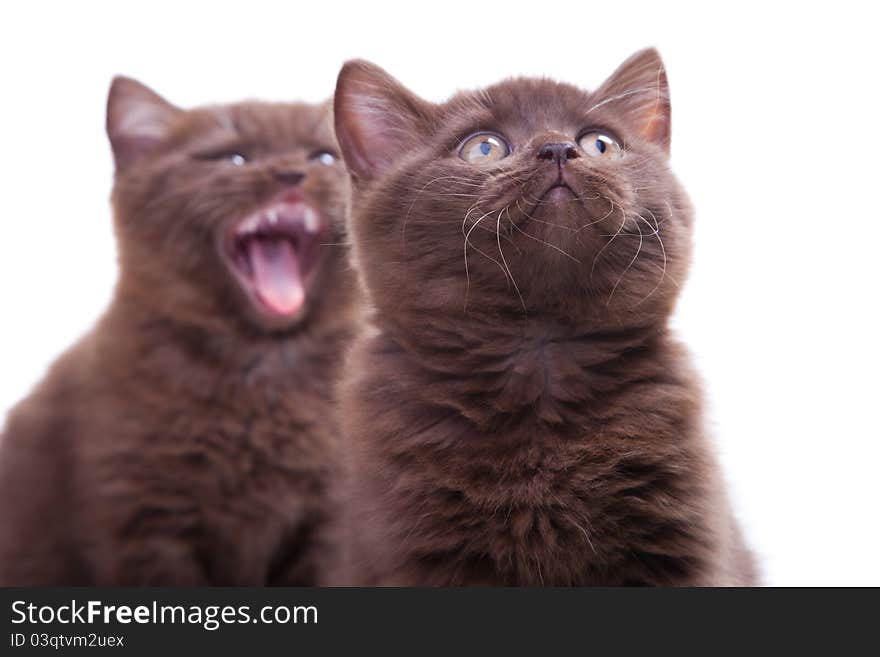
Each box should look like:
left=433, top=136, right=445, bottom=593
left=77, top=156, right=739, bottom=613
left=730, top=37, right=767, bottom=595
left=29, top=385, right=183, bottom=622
left=0, top=78, right=358, bottom=584
left=333, top=49, right=756, bottom=585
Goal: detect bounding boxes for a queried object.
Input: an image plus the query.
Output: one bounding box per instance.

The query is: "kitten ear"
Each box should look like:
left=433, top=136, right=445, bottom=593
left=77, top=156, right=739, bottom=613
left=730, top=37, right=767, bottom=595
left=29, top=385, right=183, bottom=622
left=594, top=48, right=671, bottom=152
left=106, top=76, right=181, bottom=170
left=334, top=60, right=431, bottom=182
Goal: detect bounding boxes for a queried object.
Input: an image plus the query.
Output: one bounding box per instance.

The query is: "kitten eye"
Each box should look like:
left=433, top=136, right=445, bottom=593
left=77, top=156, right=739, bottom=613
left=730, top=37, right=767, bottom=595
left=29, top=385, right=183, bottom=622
left=310, top=151, right=337, bottom=166
left=195, top=150, right=249, bottom=165
left=577, top=132, right=621, bottom=159
left=459, top=133, right=510, bottom=165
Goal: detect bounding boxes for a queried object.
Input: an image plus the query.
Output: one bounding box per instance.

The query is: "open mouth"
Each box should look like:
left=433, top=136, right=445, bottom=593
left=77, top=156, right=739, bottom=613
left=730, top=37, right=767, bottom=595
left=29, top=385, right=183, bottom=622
left=225, top=194, right=324, bottom=318
left=539, top=182, right=576, bottom=204
left=526, top=182, right=578, bottom=219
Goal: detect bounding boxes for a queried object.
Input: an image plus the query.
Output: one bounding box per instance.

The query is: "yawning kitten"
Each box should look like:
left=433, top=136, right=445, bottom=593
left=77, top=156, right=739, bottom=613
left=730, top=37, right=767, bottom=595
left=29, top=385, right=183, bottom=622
left=333, top=49, right=757, bottom=585
left=0, top=78, right=358, bottom=584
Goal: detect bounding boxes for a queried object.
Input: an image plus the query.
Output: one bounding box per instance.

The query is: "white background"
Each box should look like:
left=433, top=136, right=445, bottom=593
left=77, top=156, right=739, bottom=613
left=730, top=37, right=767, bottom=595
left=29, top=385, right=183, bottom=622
left=1, top=1, right=877, bottom=585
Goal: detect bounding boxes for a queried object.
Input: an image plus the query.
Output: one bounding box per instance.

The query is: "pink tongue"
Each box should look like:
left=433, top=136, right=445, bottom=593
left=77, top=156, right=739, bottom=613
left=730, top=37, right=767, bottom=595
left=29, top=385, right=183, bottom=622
left=246, top=238, right=305, bottom=316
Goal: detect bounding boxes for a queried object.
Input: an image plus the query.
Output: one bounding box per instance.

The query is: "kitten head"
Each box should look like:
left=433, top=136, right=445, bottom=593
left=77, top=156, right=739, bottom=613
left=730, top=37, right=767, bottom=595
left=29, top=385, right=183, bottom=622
left=334, top=49, right=692, bottom=334
left=106, top=77, right=355, bottom=335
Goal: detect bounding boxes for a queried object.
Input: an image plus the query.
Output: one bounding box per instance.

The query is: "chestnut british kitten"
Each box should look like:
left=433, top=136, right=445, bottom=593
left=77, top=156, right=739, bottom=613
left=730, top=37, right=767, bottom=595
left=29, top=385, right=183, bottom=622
left=0, top=79, right=358, bottom=584
left=333, top=49, right=757, bottom=585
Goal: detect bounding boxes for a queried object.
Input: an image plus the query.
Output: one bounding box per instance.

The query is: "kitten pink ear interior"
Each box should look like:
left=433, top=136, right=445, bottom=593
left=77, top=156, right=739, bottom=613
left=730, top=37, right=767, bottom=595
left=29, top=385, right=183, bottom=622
left=594, top=48, right=671, bottom=152
left=106, top=77, right=180, bottom=170
left=334, top=60, right=429, bottom=182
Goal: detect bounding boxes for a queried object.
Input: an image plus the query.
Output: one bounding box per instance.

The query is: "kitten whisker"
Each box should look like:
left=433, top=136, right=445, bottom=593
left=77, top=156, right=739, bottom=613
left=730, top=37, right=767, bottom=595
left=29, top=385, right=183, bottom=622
left=495, top=206, right=527, bottom=316
left=403, top=175, right=488, bottom=256
left=508, top=203, right=581, bottom=263
left=462, top=207, right=512, bottom=310
left=521, top=191, right=602, bottom=208
left=632, top=210, right=678, bottom=306
left=643, top=206, right=662, bottom=234
left=590, top=204, right=627, bottom=282
left=512, top=199, right=577, bottom=231
left=405, top=176, right=467, bottom=256
left=607, top=214, right=644, bottom=306
left=574, top=197, right=617, bottom=235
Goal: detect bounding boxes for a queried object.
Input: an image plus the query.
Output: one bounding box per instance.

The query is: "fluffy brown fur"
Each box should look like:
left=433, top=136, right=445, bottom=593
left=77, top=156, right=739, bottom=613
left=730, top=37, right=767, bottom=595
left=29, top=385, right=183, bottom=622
left=0, top=78, right=359, bottom=584
left=333, top=49, right=757, bottom=585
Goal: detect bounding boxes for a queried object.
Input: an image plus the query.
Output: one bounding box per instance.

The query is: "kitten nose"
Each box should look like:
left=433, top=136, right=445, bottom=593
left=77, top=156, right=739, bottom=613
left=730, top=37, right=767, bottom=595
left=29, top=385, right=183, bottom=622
left=537, top=142, right=580, bottom=166
left=274, top=170, right=306, bottom=186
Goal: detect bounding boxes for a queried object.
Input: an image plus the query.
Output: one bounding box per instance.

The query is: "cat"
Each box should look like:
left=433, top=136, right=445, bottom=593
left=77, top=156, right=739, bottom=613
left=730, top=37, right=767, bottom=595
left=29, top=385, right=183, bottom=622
left=331, top=49, right=757, bottom=585
left=0, top=77, right=359, bottom=585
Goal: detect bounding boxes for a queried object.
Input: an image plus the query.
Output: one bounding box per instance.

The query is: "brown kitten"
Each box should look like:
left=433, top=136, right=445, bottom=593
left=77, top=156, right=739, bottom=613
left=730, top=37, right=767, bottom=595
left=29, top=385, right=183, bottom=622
left=0, top=78, right=359, bottom=585
left=332, top=49, right=757, bottom=585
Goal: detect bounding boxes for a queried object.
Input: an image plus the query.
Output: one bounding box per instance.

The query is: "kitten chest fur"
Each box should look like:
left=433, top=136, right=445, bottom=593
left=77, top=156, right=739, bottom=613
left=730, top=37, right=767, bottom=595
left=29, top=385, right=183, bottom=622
left=339, top=322, right=751, bottom=586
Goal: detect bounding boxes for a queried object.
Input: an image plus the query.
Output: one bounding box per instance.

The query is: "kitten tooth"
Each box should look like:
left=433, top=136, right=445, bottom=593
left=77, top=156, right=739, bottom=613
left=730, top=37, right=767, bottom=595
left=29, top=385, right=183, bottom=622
left=267, top=210, right=278, bottom=225
left=239, top=214, right=260, bottom=235
left=304, top=208, right=320, bottom=234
